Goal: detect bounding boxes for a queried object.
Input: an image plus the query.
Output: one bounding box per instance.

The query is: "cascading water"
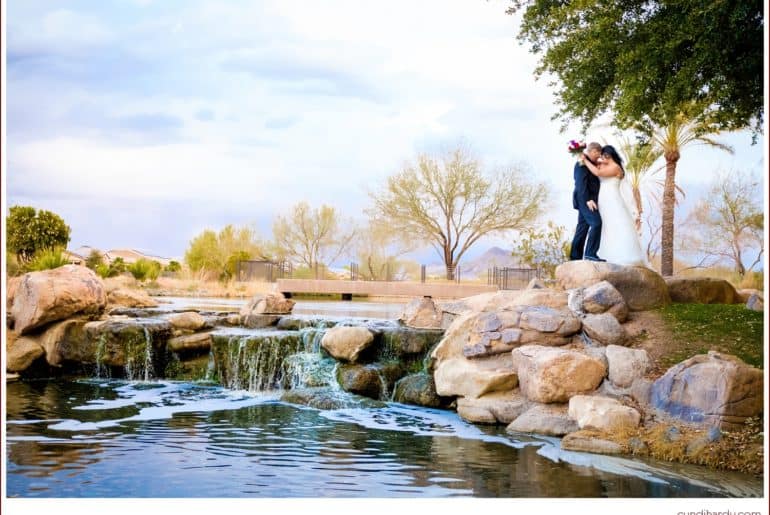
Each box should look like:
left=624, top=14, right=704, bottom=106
left=211, top=332, right=304, bottom=391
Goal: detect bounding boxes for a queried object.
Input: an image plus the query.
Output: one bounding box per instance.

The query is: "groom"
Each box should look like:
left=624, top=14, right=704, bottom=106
left=569, top=142, right=605, bottom=262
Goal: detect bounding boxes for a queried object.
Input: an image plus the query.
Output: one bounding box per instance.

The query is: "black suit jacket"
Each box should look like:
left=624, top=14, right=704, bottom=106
left=572, top=160, right=600, bottom=209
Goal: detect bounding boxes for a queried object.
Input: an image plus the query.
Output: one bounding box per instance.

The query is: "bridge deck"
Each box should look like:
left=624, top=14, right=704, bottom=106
left=276, top=279, right=497, bottom=299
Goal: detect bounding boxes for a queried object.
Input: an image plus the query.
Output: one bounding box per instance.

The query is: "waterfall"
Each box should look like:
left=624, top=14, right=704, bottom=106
left=211, top=332, right=304, bottom=392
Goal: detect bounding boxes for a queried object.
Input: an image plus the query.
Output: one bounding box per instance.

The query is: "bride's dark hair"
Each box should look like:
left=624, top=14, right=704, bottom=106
left=601, top=145, right=625, bottom=179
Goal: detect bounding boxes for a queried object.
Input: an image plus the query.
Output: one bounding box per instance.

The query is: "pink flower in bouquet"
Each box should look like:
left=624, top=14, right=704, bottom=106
left=567, top=139, right=587, bottom=155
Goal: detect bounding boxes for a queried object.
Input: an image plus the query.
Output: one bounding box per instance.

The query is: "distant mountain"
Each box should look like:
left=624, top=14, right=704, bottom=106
left=426, top=246, right=525, bottom=278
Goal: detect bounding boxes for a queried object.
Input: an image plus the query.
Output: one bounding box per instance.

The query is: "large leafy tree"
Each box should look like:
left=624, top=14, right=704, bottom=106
left=6, top=206, right=71, bottom=264
left=368, top=146, right=547, bottom=280
left=508, top=0, right=764, bottom=134
left=184, top=224, right=266, bottom=280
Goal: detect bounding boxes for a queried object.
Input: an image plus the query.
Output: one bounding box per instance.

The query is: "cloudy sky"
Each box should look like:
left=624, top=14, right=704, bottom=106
left=3, top=0, right=765, bottom=264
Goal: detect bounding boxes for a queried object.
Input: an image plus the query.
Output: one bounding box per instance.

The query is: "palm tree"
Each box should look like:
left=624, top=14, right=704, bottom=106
left=616, top=136, right=664, bottom=234
left=648, top=113, right=734, bottom=277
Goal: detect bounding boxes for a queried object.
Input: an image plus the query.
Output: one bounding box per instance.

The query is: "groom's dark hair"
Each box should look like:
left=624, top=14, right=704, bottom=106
left=587, top=142, right=602, bottom=152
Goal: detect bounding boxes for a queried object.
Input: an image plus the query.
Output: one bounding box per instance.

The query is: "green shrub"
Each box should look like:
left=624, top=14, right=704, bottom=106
left=165, top=260, right=182, bottom=272
left=85, top=249, right=104, bottom=270
left=28, top=248, right=70, bottom=271
left=128, top=259, right=162, bottom=281
left=95, top=257, right=129, bottom=279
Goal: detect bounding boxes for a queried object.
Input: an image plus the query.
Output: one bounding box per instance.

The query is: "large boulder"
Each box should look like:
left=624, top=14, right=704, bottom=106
left=84, top=318, right=173, bottom=370
left=665, top=277, right=739, bottom=304
left=581, top=313, right=627, bottom=346
left=650, top=351, right=764, bottom=429
left=737, top=289, right=762, bottom=303
left=576, top=280, right=629, bottom=322
left=511, top=345, right=607, bottom=403
left=11, top=265, right=107, bottom=334
left=6, top=334, right=45, bottom=372
left=462, top=307, right=581, bottom=359
left=561, top=434, right=623, bottom=454
left=506, top=403, right=578, bottom=436
left=393, top=373, right=446, bottom=408
left=6, top=276, right=21, bottom=312
left=605, top=345, right=651, bottom=388
left=399, top=297, right=443, bottom=329
left=239, top=293, right=295, bottom=316
left=320, top=326, right=374, bottom=363
left=37, top=318, right=89, bottom=367
left=568, top=395, right=641, bottom=432
left=336, top=364, right=384, bottom=399
left=746, top=293, right=764, bottom=312
left=555, top=261, right=669, bottom=311
left=456, top=391, right=530, bottom=424
left=433, top=356, right=518, bottom=399
left=167, top=312, right=207, bottom=331
left=107, top=288, right=159, bottom=308
left=488, top=289, right=569, bottom=310
left=167, top=332, right=213, bottom=353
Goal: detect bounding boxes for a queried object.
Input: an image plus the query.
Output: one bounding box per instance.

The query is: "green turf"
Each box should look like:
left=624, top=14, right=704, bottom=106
left=658, top=303, right=765, bottom=369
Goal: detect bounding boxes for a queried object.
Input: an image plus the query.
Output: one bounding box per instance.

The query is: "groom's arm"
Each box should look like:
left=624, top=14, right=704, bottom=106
left=574, top=162, right=593, bottom=205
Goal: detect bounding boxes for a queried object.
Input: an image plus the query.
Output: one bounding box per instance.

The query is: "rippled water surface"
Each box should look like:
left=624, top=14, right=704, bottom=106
left=6, top=380, right=760, bottom=498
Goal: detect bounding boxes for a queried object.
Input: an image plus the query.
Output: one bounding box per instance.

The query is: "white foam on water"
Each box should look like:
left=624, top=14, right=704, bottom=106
left=318, top=403, right=530, bottom=449
left=48, top=381, right=280, bottom=431
left=318, top=403, right=743, bottom=496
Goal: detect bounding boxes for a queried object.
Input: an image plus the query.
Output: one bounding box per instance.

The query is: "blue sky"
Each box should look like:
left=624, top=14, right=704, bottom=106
left=3, top=0, right=766, bottom=265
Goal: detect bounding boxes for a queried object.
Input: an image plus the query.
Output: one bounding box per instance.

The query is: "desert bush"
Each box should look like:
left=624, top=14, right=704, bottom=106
left=128, top=259, right=162, bottom=281
left=28, top=248, right=70, bottom=271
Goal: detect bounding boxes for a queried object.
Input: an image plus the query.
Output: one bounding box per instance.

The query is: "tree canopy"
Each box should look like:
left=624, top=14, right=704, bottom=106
left=184, top=224, right=266, bottom=280
left=368, top=146, right=547, bottom=279
left=682, top=170, right=764, bottom=277
left=6, top=206, right=71, bottom=264
left=508, top=1, right=764, bottom=134
left=272, top=202, right=356, bottom=270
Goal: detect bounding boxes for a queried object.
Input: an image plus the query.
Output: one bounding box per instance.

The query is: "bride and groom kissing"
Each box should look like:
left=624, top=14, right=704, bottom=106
left=569, top=141, right=647, bottom=267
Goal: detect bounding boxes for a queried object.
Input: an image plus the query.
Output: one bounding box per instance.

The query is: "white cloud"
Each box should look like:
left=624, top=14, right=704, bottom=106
left=4, top=0, right=764, bottom=260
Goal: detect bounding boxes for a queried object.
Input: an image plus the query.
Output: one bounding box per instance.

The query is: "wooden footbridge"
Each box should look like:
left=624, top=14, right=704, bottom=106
left=276, top=279, right=498, bottom=300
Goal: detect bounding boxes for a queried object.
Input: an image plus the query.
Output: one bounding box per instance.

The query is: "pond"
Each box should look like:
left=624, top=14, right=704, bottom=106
left=4, top=298, right=764, bottom=501
left=5, top=379, right=762, bottom=499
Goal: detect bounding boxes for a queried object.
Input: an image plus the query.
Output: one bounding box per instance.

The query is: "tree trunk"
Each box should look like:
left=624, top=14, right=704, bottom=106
left=632, top=187, right=643, bottom=234
left=660, top=151, right=679, bottom=277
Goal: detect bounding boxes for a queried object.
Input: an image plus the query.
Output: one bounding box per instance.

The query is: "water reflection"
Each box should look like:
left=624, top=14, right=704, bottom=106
left=5, top=380, right=760, bottom=498
left=154, top=297, right=405, bottom=319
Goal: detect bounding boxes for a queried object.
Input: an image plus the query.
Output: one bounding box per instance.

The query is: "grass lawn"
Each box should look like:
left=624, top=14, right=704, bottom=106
left=657, top=303, right=765, bottom=369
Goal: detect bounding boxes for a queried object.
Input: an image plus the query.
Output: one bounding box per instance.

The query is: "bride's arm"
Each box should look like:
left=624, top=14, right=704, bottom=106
left=582, top=155, right=602, bottom=176
left=583, top=156, right=618, bottom=177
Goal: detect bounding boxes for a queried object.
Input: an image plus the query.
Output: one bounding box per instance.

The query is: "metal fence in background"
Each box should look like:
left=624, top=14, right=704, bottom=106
left=488, top=266, right=540, bottom=290
left=236, top=260, right=293, bottom=282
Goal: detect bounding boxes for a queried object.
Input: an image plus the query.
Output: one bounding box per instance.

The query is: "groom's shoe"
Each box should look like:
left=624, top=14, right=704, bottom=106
left=584, top=255, right=607, bottom=262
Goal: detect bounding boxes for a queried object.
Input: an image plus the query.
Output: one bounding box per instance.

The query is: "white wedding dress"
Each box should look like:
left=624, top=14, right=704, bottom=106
left=598, top=176, right=648, bottom=267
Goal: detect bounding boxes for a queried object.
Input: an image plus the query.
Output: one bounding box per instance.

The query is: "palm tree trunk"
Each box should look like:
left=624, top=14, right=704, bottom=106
left=661, top=151, right=680, bottom=276
left=632, top=187, right=643, bottom=234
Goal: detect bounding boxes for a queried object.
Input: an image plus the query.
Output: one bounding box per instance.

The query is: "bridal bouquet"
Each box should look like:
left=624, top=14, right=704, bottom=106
left=567, top=139, right=586, bottom=156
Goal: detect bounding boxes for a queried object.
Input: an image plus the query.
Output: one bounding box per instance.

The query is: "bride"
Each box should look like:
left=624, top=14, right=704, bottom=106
left=582, top=145, right=648, bottom=267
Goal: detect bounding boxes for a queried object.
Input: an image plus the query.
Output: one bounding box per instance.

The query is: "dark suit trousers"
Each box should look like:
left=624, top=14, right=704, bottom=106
left=570, top=204, right=602, bottom=259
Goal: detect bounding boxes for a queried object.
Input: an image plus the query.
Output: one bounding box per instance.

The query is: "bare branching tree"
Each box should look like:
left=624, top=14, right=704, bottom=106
left=272, top=202, right=356, bottom=271
left=680, top=170, right=764, bottom=277
left=368, top=146, right=547, bottom=280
